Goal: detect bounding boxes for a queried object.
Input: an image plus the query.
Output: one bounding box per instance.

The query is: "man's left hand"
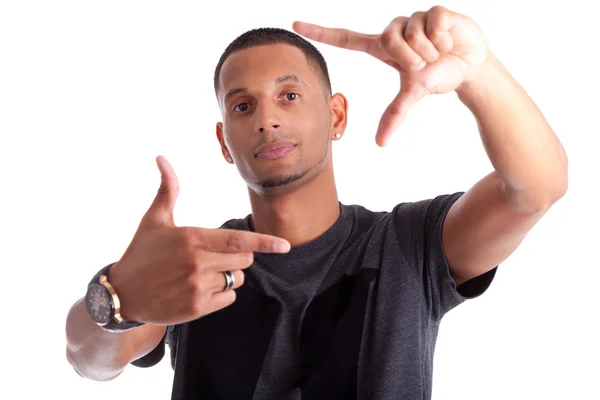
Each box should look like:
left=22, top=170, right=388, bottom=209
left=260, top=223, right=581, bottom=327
left=293, top=6, right=492, bottom=146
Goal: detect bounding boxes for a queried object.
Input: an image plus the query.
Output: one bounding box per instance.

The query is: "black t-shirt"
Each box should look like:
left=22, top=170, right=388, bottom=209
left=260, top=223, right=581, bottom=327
left=132, top=192, right=497, bottom=399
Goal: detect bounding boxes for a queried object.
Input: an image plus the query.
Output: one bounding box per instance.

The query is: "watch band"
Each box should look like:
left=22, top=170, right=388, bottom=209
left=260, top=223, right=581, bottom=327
left=88, top=262, right=145, bottom=332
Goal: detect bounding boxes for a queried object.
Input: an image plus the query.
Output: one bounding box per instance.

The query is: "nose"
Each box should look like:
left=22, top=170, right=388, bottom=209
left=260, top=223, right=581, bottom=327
left=253, top=101, right=282, bottom=133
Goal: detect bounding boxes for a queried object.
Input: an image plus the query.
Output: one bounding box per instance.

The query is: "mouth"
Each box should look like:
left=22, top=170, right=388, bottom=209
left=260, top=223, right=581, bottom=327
left=255, top=141, right=297, bottom=160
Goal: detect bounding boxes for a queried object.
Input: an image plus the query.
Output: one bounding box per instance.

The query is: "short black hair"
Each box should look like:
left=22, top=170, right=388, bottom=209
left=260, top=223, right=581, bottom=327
left=213, top=27, right=332, bottom=99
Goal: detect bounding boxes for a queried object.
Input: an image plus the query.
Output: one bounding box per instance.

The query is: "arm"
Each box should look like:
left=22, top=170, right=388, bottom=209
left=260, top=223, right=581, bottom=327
left=64, top=155, right=292, bottom=380
left=291, top=7, right=568, bottom=286
left=443, top=54, right=568, bottom=286
left=65, top=296, right=166, bottom=381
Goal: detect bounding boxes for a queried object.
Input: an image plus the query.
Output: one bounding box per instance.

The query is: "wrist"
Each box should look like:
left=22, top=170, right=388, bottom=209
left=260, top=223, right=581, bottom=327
left=85, top=262, right=145, bottom=332
left=456, top=53, right=505, bottom=101
left=105, top=261, right=137, bottom=322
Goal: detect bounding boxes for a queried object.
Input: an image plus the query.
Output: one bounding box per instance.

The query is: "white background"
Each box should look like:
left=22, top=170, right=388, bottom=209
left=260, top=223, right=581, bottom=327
left=1, top=0, right=598, bottom=399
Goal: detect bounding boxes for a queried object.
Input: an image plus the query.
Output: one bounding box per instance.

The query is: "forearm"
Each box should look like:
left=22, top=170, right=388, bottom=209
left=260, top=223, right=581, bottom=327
left=456, top=54, right=568, bottom=211
left=65, top=297, right=136, bottom=381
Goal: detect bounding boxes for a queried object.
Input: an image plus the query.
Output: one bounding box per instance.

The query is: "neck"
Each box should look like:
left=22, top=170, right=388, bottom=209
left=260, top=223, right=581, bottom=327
left=247, top=161, right=340, bottom=248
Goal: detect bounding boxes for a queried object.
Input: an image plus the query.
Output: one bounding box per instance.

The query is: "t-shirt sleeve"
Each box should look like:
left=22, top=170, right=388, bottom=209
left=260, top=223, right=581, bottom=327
left=393, top=192, right=498, bottom=321
left=130, top=325, right=178, bottom=368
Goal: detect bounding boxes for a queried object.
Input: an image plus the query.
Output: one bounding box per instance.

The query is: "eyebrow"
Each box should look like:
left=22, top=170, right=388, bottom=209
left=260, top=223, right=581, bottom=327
left=223, top=75, right=305, bottom=105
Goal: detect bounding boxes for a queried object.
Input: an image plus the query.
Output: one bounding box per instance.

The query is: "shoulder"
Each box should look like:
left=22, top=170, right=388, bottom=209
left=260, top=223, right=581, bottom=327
left=341, top=203, right=389, bottom=230
left=218, top=215, right=251, bottom=231
left=391, top=192, right=464, bottom=226
left=343, top=192, right=463, bottom=234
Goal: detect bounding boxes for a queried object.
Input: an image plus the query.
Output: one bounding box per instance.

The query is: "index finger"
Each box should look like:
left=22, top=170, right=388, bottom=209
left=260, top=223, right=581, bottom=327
left=185, top=227, right=291, bottom=254
left=292, top=21, right=377, bottom=53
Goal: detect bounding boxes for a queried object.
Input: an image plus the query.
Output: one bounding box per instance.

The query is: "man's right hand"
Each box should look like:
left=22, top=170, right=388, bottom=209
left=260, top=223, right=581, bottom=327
left=108, top=155, right=290, bottom=326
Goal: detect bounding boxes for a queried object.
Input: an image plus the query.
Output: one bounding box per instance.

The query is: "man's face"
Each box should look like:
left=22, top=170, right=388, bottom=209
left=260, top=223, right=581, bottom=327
left=216, top=43, right=345, bottom=194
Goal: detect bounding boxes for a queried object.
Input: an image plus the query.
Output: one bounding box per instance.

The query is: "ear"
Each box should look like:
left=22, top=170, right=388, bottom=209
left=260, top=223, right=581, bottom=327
left=329, top=93, right=348, bottom=139
left=216, top=122, right=233, bottom=163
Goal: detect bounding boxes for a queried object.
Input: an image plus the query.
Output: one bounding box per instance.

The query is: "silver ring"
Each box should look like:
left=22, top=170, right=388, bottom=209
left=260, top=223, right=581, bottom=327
left=222, top=270, right=235, bottom=291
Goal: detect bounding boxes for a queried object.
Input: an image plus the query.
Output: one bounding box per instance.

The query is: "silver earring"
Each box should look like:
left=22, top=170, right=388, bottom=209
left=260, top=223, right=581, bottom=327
left=334, top=133, right=341, bottom=140
left=227, top=157, right=233, bottom=163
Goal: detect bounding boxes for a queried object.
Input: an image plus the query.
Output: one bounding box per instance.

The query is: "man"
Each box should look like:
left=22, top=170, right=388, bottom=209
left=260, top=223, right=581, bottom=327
left=65, top=6, right=568, bottom=399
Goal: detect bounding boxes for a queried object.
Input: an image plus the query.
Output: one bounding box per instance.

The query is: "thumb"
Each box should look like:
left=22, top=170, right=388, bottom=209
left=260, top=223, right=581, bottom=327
left=375, top=80, right=426, bottom=147
left=140, top=155, right=180, bottom=228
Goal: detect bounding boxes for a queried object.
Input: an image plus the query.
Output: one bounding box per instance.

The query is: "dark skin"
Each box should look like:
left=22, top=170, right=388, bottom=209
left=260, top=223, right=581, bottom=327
left=64, top=43, right=342, bottom=382
left=216, top=43, right=348, bottom=247
left=291, top=6, right=567, bottom=286
left=66, top=6, right=567, bottom=383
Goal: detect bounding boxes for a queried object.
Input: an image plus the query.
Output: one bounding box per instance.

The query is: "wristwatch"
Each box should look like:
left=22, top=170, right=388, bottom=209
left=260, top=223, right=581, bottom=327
left=85, top=262, right=144, bottom=332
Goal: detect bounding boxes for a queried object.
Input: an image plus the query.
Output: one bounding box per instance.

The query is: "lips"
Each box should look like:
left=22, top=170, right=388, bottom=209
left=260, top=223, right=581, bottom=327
left=255, top=141, right=296, bottom=158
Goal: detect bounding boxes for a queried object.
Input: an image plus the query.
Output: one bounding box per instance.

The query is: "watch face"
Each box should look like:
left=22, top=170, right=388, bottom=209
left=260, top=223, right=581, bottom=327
left=86, top=283, right=113, bottom=325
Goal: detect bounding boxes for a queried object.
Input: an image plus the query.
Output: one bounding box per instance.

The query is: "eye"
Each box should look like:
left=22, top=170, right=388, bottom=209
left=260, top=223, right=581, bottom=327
left=285, top=93, right=299, bottom=101
left=233, top=103, right=249, bottom=113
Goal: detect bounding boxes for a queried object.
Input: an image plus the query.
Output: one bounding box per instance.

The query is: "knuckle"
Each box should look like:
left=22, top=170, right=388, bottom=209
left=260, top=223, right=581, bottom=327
left=178, top=229, right=198, bottom=250
left=339, top=31, right=350, bottom=48
left=190, top=293, right=210, bottom=315
left=379, top=30, right=398, bottom=50
left=404, top=31, right=423, bottom=48
left=191, top=249, right=213, bottom=272
left=391, top=16, right=408, bottom=25
left=225, top=234, right=243, bottom=252
left=193, top=257, right=208, bottom=272
left=426, top=27, right=444, bottom=42
left=429, top=5, right=447, bottom=15
left=187, top=275, right=204, bottom=297
left=181, top=253, right=200, bottom=274
left=192, top=293, right=210, bottom=315
left=386, top=105, right=402, bottom=117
